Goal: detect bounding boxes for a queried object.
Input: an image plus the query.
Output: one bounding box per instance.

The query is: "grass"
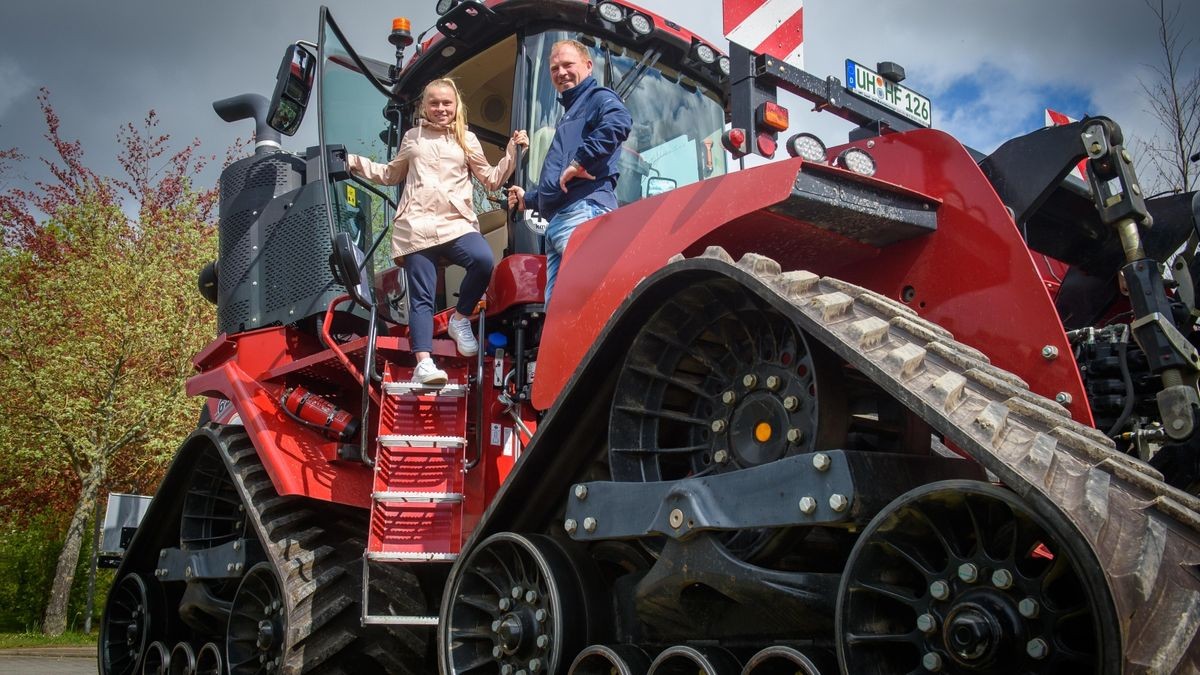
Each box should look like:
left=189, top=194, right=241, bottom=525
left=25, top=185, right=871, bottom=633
left=0, top=631, right=96, bottom=649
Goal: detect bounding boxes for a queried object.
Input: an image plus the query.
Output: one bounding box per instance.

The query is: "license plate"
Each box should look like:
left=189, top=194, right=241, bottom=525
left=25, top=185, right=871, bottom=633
left=845, top=60, right=932, bottom=128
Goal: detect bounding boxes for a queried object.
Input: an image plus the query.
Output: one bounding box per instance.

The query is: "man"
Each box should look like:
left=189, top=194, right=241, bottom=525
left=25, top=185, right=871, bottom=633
left=508, top=39, right=632, bottom=307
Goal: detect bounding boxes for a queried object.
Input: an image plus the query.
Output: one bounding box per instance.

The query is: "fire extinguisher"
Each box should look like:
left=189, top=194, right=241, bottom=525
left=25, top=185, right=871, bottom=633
left=280, top=386, right=359, bottom=441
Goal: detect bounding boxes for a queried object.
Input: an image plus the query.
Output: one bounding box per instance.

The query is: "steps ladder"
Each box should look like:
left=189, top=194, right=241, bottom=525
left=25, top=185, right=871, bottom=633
left=362, top=363, right=470, bottom=626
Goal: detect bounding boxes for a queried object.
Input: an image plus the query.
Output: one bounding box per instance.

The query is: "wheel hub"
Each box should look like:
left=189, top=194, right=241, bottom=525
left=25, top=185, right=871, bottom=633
left=943, top=602, right=1002, bottom=664
left=496, top=613, right=525, bottom=654
left=729, top=390, right=793, bottom=466
left=256, top=619, right=276, bottom=650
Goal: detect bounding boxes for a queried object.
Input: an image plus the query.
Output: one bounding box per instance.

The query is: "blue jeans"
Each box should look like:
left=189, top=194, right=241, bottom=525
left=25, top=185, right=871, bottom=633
left=544, top=199, right=610, bottom=307
left=405, top=232, right=494, bottom=353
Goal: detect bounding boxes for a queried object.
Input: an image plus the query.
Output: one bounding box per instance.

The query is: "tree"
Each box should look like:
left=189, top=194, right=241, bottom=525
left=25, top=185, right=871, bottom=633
left=1137, top=0, right=1199, bottom=195
left=0, top=91, right=219, bottom=635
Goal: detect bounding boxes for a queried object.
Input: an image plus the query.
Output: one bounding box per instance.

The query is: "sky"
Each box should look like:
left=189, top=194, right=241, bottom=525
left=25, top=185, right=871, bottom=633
left=1, top=0, right=1197, bottom=199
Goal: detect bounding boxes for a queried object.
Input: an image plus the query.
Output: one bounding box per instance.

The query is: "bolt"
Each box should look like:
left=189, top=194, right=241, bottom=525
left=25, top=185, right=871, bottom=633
left=1018, top=598, right=1040, bottom=619
left=743, top=374, right=758, bottom=388
left=812, top=453, right=831, bottom=471
left=1055, top=392, right=1073, bottom=405
left=1026, top=637, right=1049, bottom=660
left=536, top=635, right=550, bottom=649
left=829, top=494, right=849, bottom=512
left=574, top=484, right=588, bottom=500
left=917, top=613, right=937, bottom=634
left=185, top=566, right=193, bottom=579
left=766, top=375, right=782, bottom=390
left=501, top=666, right=513, bottom=675
left=160, top=550, right=167, bottom=558
left=512, top=586, right=523, bottom=599
left=991, top=568, right=1014, bottom=589
left=922, top=652, right=943, bottom=672
left=233, top=540, right=241, bottom=551
left=1121, top=148, right=1132, bottom=163
left=722, top=390, right=737, bottom=405
left=669, top=508, right=685, bottom=528
left=492, top=619, right=502, bottom=633
left=713, top=449, right=729, bottom=464
left=958, top=563, right=979, bottom=583
left=564, top=519, right=578, bottom=535
left=499, top=598, right=511, bottom=611
left=529, top=659, right=542, bottom=672
left=235, top=562, right=243, bottom=572
left=583, top=517, right=597, bottom=533
left=787, top=428, right=804, bottom=443
left=1132, top=183, right=1141, bottom=196
left=1041, top=345, right=1058, bottom=360
left=525, top=590, right=538, bottom=604
left=493, top=646, right=503, bottom=658
left=711, top=419, right=727, bottom=433
left=930, top=580, right=951, bottom=601
left=227, top=563, right=235, bottom=573
left=535, top=609, right=548, bottom=622
left=799, top=496, right=817, bottom=514
left=783, top=395, right=800, bottom=411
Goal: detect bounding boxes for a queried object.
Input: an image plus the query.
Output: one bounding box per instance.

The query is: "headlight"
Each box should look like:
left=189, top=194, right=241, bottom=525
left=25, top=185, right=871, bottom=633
left=694, top=43, right=717, bottom=64
left=718, top=56, right=731, bottom=76
left=629, top=13, right=653, bottom=35
left=435, top=0, right=459, bottom=15
left=785, top=133, right=827, bottom=162
left=597, top=1, right=625, bottom=23
left=836, top=148, right=877, bottom=176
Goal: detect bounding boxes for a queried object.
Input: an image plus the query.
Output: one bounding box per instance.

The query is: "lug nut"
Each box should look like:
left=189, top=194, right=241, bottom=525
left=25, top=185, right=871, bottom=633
left=829, top=493, right=849, bottom=512
left=511, top=586, right=523, bottom=599
left=743, top=374, right=758, bottom=388
left=529, top=658, right=542, bottom=672
left=492, top=646, right=502, bottom=658
left=501, top=665, right=513, bottom=675
left=916, top=613, right=937, bottom=634
left=713, top=449, right=729, bottom=464
left=525, top=590, right=538, bottom=604
left=765, top=375, right=782, bottom=390
left=957, top=563, right=979, bottom=583
left=563, top=519, right=578, bottom=535
left=798, top=496, right=817, bottom=514
left=536, top=635, right=550, bottom=649
left=722, top=390, right=737, bottom=405
left=498, top=598, right=511, bottom=611
left=991, top=568, right=1013, bottom=589
left=812, top=453, right=831, bottom=471
left=786, top=428, right=804, bottom=443
left=583, top=517, right=597, bottom=533
left=783, top=395, right=800, bottom=411
left=922, top=652, right=943, bottom=672
left=535, top=609, right=547, bottom=622
left=711, top=419, right=727, bottom=433
left=1018, top=597, right=1040, bottom=619
left=492, top=619, right=502, bottom=633
left=573, top=484, right=588, bottom=500
left=1041, top=345, right=1058, bottom=360
left=930, top=580, right=951, bottom=601
left=1026, top=637, right=1049, bottom=660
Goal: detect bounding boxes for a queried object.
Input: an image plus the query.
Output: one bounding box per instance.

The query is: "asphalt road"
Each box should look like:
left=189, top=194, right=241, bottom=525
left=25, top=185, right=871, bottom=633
left=0, top=651, right=95, bottom=675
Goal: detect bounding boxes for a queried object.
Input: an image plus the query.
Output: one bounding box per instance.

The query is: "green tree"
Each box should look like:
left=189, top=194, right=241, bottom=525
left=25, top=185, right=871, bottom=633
left=0, top=91, right=218, bottom=635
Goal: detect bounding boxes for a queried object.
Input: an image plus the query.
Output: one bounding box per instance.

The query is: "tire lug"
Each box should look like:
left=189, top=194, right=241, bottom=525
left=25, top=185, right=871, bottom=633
left=991, top=568, right=1013, bottom=589
left=922, top=652, right=943, bottom=671
left=1018, top=597, right=1040, bottom=618
left=957, top=563, right=979, bottom=583
left=930, top=580, right=950, bottom=601
left=916, top=613, right=937, bottom=634
left=1026, top=637, right=1049, bottom=660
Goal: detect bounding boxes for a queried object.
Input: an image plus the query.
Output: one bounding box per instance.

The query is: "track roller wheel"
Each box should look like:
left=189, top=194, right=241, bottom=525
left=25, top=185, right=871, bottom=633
left=442, top=533, right=595, bottom=674
left=195, top=643, right=222, bottom=675
left=648, top=645, right=740, bottom=675
left=168, top=642, right=195, bottom=675
left=226, top=562, right=285, bottom=675
left=568, top=644, right=651, bottom=675
left=741, top=645, right=831, bottom=674
left=100, top=573, right=158, bottom=675
left=141, top=641, right=169, bottom=675
left=836, top=480, right=1117, bottom=674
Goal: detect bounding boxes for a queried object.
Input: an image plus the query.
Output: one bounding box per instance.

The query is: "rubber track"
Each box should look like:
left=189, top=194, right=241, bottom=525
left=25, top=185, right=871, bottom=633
left=686, top=247, right=1200, bottom=675
left=212, top=426, right=430, bottom=674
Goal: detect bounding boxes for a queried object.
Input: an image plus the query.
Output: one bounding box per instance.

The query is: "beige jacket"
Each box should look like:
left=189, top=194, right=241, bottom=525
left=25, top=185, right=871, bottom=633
left=348, top=122, right=517, bottom=256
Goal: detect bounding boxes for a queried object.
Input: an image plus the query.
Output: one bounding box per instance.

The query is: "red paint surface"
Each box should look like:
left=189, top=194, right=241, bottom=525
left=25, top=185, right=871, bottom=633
left=487, top=253, right=546, bottom=314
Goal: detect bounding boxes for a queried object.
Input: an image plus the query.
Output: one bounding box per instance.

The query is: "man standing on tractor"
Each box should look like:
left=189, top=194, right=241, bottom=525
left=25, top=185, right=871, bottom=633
left=508, top=39, right=632, bottom=307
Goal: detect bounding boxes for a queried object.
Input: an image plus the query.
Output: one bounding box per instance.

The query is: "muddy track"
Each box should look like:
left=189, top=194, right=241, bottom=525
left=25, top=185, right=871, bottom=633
left=682, top=247, right=1200, bottom=674
left=212, top=426, right=431, bottom=674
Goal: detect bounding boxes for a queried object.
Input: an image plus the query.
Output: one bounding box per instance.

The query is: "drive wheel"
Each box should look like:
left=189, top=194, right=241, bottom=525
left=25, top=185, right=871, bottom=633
left=101, top=573, right=157, bottom=675
left=442, top=533, right=595, bottom=674
left=226, top=563, right=285, bottom=675
left=836, top=480, right=1117, bottom=674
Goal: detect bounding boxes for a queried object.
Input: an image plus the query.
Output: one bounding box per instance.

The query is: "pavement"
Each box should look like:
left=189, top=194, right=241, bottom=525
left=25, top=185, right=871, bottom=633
left=0, top=648, right=95, bottom=675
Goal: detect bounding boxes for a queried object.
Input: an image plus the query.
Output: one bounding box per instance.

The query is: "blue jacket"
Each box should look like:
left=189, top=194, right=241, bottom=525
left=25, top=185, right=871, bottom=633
left=533, top=77, right=632, bottom=221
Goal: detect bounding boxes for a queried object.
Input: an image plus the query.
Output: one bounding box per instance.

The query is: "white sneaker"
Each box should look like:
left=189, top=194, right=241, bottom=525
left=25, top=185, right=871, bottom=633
left=413, top=358, right=448, bottom=386
left=447, top=314, right=479, bottom=356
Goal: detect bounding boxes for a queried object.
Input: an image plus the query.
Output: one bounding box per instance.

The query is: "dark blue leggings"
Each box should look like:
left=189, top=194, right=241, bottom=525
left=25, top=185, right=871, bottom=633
left=405, top=232, right=494, bottom=353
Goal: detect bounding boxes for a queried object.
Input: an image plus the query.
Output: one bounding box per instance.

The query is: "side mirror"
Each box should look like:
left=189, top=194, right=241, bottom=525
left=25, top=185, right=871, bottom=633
left=332, top=232, right=374, bottom=310
left=266, top=45, right=316, bottom=136
left=646, top=176, right=678, bottom=196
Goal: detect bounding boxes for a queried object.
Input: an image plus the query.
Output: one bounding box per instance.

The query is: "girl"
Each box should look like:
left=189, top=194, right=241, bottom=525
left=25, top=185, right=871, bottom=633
left=349, top=79, right=528, bottom=385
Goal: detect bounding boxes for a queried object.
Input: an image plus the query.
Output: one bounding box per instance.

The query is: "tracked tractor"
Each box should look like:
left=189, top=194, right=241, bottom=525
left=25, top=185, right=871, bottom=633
left=100, top=1, right=1200, bottom=673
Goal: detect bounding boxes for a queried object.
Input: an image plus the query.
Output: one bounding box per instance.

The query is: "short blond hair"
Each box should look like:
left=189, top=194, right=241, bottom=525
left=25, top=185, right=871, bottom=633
left=551, top=39, right=591, bottom=62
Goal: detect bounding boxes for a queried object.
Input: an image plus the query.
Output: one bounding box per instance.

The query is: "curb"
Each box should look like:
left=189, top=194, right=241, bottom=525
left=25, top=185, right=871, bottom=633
left=0, top=647, right=94, bottom=658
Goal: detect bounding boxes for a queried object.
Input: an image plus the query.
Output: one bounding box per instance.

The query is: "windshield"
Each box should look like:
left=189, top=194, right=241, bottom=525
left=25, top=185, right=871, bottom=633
left=525, top=31, right=727, bottom=205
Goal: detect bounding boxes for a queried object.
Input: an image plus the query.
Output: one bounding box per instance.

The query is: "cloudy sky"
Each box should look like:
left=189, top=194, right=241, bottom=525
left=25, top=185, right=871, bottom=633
left=1, top=0, right=1196, bottom=198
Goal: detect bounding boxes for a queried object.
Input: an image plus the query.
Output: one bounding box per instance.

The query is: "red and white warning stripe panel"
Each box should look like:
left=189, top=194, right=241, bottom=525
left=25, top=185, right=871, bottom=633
left=1044, top=108, right=1088, bottom=181
left=723, top=0, right=805, bottom=69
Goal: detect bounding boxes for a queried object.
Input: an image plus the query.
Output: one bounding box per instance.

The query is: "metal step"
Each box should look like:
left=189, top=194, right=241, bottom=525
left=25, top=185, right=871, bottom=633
left=372, top=491, right=464, bottom=503
left=379, top=434, right=467, bottom=449
left=384, top=381, right=468, bottom=397
left=362, top=614, right=439, bottom=626
left=367, top=551, right=459, bottom=562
